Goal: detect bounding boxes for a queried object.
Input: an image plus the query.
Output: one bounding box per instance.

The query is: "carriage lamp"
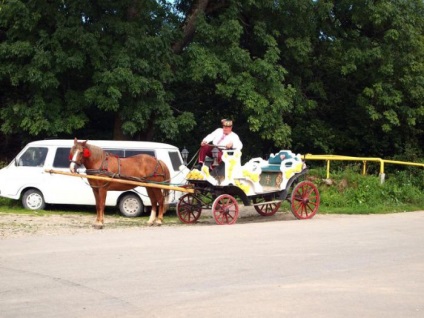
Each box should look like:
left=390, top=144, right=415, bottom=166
left=212, top=147, right=219, bottom=166
left=181, top=147, right=189, bottom=165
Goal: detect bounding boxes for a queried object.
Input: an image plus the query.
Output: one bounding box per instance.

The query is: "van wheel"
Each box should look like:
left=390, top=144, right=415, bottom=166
left=22, top=189, right=46, bottom=210
left=119, top=194, right=144, bottom=217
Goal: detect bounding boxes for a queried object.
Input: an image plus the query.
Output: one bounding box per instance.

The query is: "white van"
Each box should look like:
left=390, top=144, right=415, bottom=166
left=0, top=139, right=188, bottom=217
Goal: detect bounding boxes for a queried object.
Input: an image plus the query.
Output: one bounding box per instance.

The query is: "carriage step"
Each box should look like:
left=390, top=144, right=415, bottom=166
left=252, top=200, right=281, bottom=206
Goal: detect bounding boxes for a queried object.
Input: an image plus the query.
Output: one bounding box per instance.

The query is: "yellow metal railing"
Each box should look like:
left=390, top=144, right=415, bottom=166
left=302, top=154, right=424, bottom=183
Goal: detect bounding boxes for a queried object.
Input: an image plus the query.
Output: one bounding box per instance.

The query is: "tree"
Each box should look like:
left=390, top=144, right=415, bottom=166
left=0, top=0, right=195, bottom=143
left=171, top=0, right=297, bottom=158
left=288, top=0, right=424, bottom=157
left=0, top=0, right=423, bottom=161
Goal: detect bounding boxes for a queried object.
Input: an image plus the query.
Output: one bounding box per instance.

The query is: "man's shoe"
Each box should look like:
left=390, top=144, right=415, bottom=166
left=193, top=163, right=202, bottom=170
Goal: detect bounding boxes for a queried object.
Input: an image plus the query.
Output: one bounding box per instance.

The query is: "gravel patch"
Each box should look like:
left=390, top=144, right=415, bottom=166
left=0, top=206, right=299, bottom=239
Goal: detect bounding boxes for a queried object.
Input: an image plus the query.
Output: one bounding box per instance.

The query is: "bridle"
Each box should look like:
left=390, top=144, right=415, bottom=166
left=69, top=147, right=91, bottom=167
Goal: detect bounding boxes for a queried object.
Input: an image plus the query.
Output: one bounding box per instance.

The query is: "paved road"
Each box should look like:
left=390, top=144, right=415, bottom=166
left=1, top=211, right=423, bottom=318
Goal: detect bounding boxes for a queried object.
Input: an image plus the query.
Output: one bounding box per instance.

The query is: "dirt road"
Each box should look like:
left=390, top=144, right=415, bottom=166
left=1, top=211, right=423, bottom=318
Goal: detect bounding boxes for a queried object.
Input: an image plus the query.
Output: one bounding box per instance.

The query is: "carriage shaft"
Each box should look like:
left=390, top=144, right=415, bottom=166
left=45, top=169, right=194, bottom=193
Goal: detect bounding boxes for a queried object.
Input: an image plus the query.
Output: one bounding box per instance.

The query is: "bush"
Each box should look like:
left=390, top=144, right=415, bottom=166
left=308, top=165, right=424, bottom=214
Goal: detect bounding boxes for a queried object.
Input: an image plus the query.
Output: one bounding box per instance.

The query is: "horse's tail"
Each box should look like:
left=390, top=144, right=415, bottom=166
left=160, top=160, right=170, bottom=212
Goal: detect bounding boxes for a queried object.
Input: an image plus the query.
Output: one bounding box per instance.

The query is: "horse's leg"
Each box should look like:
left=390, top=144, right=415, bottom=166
left=91, top=188, right=106, bottom=229
left=151, top=189, right=165, bottom=226
left=157, top=190, right=165, bottom=225
left=151, top=189, right=163, bottom=226
left=91, top=188, right=102, bottom=228
left=146, top=188, right=157, bottom=226
left=97, top=188, right=107, bottom=229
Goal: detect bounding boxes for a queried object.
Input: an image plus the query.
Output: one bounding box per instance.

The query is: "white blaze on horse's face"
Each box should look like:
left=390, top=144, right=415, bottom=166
left=69, top=149, right=81, bottom=173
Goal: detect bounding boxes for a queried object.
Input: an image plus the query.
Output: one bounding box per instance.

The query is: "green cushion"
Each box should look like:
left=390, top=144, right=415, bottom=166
left=268, top=151, right=293, bottom=164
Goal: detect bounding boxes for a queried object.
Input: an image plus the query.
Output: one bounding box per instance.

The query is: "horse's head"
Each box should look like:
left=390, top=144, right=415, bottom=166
left=69, top=138, right=91, bottom=173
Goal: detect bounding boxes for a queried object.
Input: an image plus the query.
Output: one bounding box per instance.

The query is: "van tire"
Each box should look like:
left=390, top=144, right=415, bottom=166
left=22, top=189, right=46, bottom=210
left=119, top=194, right=144, bottom=217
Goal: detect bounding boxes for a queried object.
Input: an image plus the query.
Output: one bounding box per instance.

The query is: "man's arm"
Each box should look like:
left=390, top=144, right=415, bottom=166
left=230, top=134, right=243, bottom=150
left=202, top=128, right=221, bottom=145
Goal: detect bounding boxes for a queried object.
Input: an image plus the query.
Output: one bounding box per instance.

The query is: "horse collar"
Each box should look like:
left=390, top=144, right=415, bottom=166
left=100, top=152, right=110, bottom=171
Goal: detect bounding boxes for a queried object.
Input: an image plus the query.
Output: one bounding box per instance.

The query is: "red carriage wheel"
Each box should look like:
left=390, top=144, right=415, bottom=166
left=212, top=194, right=239, bottom=225
left=176, top=194, right=202, bottom=224
left=252, top=197, right=281, bottom=216
left=290, top=180, right=320, bottom=219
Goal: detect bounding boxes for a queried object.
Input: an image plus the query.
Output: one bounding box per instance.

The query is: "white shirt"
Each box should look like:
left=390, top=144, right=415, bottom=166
left=202, top=128, right=243, bottom=150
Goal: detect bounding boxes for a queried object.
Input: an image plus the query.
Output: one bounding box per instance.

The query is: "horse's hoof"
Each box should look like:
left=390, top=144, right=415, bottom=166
left=92, top=223, right=104, bottom=230
left=155, top=220, right=162, bottom=226
left=147, top=221, right=154, bottom=227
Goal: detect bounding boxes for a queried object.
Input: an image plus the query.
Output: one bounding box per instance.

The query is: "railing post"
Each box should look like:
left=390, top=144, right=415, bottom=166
left=326, top=160, right=330, bottom=179
left=379, top=160, right=385, bottom=184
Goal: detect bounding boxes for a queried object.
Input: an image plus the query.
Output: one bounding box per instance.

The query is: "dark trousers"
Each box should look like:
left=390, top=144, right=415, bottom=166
left=198, top=145, right=222, bottom=166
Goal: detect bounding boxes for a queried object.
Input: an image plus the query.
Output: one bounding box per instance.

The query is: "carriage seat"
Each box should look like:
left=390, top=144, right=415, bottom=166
left=268, top=150, right=294, bottom=164
left=261, top=150, right=298, bottom=172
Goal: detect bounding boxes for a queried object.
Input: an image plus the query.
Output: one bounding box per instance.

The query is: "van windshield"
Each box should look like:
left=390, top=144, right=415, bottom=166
left=17, top=147, right=48, bottom=167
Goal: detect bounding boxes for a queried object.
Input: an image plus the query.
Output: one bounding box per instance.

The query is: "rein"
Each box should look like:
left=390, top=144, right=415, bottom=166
left=187, top=148, right=200, bottom=167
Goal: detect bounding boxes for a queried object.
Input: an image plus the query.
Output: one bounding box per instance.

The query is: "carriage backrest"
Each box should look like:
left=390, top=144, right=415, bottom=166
left=268, top=150, right=294, bottom=165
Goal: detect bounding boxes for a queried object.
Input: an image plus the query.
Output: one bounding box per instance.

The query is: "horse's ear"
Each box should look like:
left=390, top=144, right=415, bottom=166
left=74, top=137, right=78, bottom=145
left=82, top=140, right=87, bottom=146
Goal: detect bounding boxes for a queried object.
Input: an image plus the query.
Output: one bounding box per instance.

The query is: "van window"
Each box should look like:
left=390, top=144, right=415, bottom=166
left=168, top=151, right=183, bottom=171
left=18, top=147, right=48, bottom=167
left=125, top=150, right=155, bottom=157
left=53, top=147, right=72, bottom=168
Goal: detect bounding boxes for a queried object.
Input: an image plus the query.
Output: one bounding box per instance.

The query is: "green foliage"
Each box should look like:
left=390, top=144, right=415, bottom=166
left=177, top=1, right=296, bottom=149
left=309, top=166, right=424, bottom=214
left=0, top=0, right=193, bottom=141
left=0, top=197, right=21, bottom=209
left=286, top=0, right=424, bottom=157
left=0, top=0, right=423, bottom=163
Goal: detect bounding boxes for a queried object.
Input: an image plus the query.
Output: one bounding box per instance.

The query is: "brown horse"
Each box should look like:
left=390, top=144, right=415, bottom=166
left=69, top=138, right=170, bottom=228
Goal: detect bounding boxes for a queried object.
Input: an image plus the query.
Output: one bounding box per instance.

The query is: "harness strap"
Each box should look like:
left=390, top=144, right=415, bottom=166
left=86, top=154, right=168, bottom=182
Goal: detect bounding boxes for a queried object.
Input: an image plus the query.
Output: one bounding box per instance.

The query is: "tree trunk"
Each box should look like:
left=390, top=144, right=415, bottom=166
left=172, top=0, right=210, bottom=54
left=139, top=118, right=155, bottom=141
left=113, top=115, right=126, bottom=140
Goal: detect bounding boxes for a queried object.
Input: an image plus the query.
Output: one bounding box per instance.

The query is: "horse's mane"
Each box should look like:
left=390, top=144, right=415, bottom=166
left=86, top=143, right=105, bottom=161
